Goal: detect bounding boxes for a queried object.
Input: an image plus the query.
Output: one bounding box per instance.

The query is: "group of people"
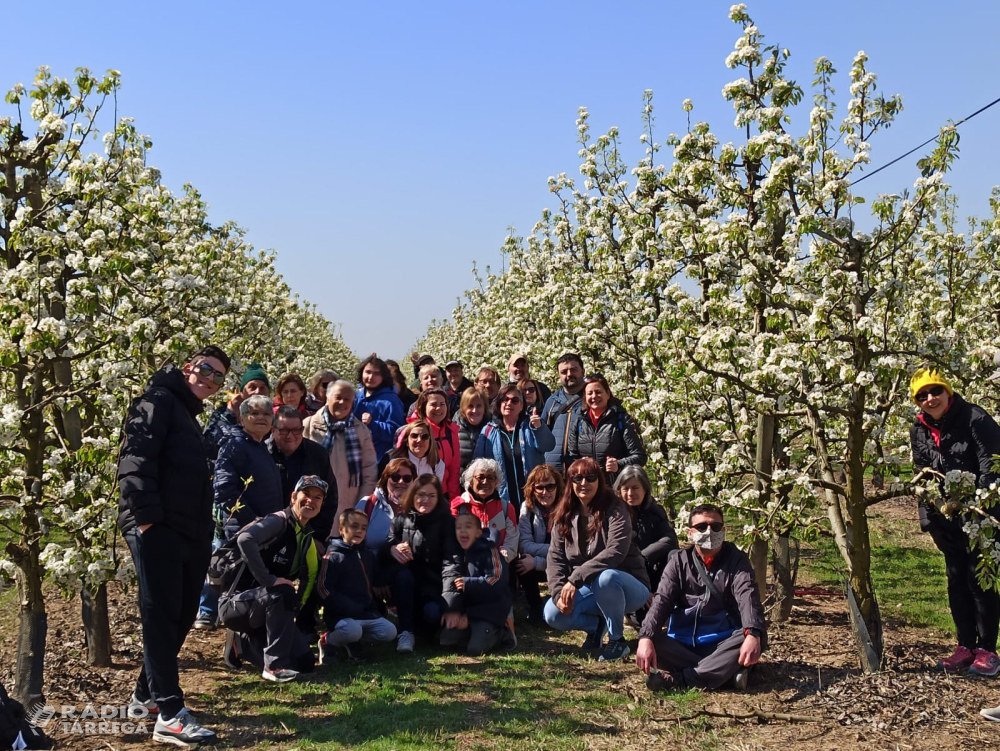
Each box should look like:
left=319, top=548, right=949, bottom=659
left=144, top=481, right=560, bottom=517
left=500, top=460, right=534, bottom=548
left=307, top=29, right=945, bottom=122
left=114, top=341, right=1000, bottom=745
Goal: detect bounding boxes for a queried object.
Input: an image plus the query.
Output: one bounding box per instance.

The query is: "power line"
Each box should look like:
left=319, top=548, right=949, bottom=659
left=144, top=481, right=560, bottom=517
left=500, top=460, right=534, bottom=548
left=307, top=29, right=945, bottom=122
left=852, top=95, right=1000, bottom=185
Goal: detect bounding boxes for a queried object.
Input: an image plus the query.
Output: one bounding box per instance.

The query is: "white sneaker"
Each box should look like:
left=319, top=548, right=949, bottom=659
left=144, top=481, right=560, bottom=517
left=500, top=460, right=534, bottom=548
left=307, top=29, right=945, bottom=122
left=396, top=631, right=415, bottom=653
left=127, top=693, right=158, bottom=720
left=152, top=707, right=217, bottom=746
left=981, top=705, right=1000, bottom=722
left=262, top=667, right=299, bottom=683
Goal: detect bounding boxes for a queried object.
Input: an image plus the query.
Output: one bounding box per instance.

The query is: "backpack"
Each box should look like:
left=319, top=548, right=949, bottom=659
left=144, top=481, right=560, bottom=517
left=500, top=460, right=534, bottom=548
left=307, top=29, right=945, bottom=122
left=0, top=684, right=51, bottom=750
left=206, top=516, right=264, bottom=595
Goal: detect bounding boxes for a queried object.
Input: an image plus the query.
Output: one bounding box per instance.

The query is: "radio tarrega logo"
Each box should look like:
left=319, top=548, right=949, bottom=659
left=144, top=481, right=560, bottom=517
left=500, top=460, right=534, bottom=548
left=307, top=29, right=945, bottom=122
left=27, top=702, right=150, bottom=736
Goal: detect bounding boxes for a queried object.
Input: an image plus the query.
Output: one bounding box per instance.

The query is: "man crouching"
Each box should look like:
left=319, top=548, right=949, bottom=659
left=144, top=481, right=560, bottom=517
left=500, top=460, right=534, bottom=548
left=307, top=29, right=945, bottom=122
left=635, top=503, right=766, bottom=691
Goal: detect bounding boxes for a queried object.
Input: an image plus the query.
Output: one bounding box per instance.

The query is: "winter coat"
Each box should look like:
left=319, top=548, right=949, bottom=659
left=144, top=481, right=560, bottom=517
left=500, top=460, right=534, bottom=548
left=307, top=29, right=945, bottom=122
left=910, top=393, right=1000, bottom=529
left=442, top=536, right=511, bottom=627
left=630, top=499, right=678, bottom=591
left=117, top=365, right=214, bottom=542
left=202, top=404, right=242, bottom=462
left=518, top=503, right=552, bottom=572
left=451, top=491, right=520, bottom=561
left=455, top=414, right=486, bottom=473
left=546, top=493, right=650, bottom=601
left=230, top=508, right=320, bottom=606
left=353, top=384, right=405, bottom=462
left=214, top=429, right=284, bottom=535
left=317, top=538, right=381, bottom=622
left=384, top=505, right=461, bottom=601
left=638, top=542, right=766, bottom=649
left=568, top=402, right=646, bottom=480
left=267, top=436, right=339, bottom=542
left=356, top=488, right=399, bottom=555
left=301, top=412, right=378, bottom=516
left=540, top=389, right=583, bottom=472
left=474, top=417, right=555, bottom=509
left=403, top=415, right=461, bottom=497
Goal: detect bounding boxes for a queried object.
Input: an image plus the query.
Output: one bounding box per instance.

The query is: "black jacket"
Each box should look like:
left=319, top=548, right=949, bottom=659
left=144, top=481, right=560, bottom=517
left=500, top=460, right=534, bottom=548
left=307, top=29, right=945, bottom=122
left=910, top=394, right=1000, bottom=528
left=268, top=436, right=339, bottom=541
left=384, top=505, right=460, bottom=601
left=568, top=402, right=646, bottom=480
left=214, top=430, right=284, bottom=535
left=455, top=414, right=485, bottom=473
left=232, top=508, right=318, bottom=597
left=631, top=499, right=678, bottom=590
left=639, top=542, right=766, bottom=647
left=443, top=536, right=511, bottom=626
left=317, top=538, right=380, bottom=622
left=117, top=365, right=214, bottom=542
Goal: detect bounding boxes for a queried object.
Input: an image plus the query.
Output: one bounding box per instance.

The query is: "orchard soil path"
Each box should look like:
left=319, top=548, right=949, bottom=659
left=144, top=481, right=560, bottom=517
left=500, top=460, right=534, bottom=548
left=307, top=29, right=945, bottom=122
left=2, top=498, right=998, bottom=750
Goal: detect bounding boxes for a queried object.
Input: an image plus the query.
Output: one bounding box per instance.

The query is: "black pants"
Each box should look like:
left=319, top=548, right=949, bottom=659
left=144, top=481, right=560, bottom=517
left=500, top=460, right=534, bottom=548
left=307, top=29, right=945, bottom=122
left=927, top=516, right=1000, bottom=651
left=440, top=619, right=506, bottom=655
left=516, top=567, right=546, bottom=618
left=125, top=526, right=210, bottom=720
left=219, top=585, right=313, bottom=672
left=651, top=630, right=746, bottom=689
left=393, top=566, right=443, bottom=636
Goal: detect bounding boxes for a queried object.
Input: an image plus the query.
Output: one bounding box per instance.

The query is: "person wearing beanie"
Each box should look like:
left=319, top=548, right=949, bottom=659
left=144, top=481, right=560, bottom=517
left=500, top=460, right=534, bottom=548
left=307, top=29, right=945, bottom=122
left=203, top=362, right=271, bottom=461
left=909, top=367, right=1000, bottom=677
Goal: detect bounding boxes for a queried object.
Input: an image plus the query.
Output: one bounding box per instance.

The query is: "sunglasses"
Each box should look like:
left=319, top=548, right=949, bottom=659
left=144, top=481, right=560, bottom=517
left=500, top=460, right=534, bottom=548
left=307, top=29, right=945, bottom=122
left=691, top=521, right=724, bottom=533
left=582, top=374, right=605, bottom=383
left=193, top=361, right=226, bottom=385
left=500, top=396, right=522, bottom=404
left=389, top=473, right=414, bottom=483
left=474, top=475, right=497, bottom=482
left=409, top=434, right=430, bottom=441
left=534, top=482, right=557, bottom=492
left=570, top=473, right=598, bottom=485
left=523, top=387, right=537, bottom=394
left=320, top=381, right=333, bottom=388
left=915, top=384, right=946, bottom=403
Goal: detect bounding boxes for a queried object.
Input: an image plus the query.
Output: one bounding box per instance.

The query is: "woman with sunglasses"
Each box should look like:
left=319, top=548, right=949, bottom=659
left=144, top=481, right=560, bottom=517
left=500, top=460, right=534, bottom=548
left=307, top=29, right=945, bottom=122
left=407, top=388, right=462, bottom=498
left=614, top=466, right=678, bottom=628
left=909, top=368, right=1000, bottom=677
left=305, top=370, right=339, bottom=415
left=381, top=420, right=446, bottom=486
left=357, top=457, right=417, bottom=555
left=517, top=378, right=542, bottom=413
left=568, top=375, right=646, bottom=484
left=544, top=457, right=650, bottom=662
left=353, top=355, right=405, bottom=463
left=384, top=474, right=460, bottom=653
left=517, top=465, right=564, bottom=625
left=456, top=388, right=490, bottom=473
left=474, top=383, right=554, bottom=512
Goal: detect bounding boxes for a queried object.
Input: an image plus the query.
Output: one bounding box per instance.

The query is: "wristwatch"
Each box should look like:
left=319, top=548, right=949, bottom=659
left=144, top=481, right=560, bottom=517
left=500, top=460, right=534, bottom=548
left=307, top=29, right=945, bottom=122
left=744, top=627, right=762, bottom=638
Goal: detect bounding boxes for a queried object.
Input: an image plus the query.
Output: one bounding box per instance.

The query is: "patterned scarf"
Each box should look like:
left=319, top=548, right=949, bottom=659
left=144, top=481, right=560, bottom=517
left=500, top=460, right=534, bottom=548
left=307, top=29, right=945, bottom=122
left=322, top=407, right=362, bottom=487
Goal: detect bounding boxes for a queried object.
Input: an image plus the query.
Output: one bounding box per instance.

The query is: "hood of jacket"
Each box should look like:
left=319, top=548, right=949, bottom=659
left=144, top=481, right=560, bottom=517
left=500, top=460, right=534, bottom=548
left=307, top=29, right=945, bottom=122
left=149, top=364, right=205, bottom=417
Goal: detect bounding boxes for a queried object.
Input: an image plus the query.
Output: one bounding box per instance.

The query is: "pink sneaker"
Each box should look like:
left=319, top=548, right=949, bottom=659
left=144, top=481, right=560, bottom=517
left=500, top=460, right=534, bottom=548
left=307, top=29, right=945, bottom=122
left=970, top=649, right=1000, bottom=676
left=938, top=645, right=975, bottom=671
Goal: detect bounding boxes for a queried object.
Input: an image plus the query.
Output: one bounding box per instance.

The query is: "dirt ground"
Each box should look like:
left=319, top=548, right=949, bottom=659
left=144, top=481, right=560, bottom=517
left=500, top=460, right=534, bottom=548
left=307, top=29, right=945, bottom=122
left=2, top=498, right=999, bottom=750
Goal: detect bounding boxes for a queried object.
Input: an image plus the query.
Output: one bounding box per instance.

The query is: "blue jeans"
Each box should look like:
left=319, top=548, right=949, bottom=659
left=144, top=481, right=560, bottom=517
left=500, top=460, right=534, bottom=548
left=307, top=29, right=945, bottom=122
left=543, top=569, right=649, bottom=640
left=197, top=531, right=226, bottom=621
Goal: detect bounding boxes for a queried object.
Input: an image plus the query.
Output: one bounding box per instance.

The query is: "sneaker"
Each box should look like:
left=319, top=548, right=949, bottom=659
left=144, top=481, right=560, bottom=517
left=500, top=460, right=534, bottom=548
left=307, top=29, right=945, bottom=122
left=980, top=705, right=1000, bottom=722
left=127, top=693, right=158, bottom=720
left=646, top=669, right=677, bottom=692
left=192, top=616, right=216, bottom=631
left=222, top=629, right=241, bottom=670
left=341, top=643, right=368, bottom=662
left=626, top=612, right=644, bottom=631
left=262, top=666, right=299, bottom=683
left=597, top=638, right=631, bottom=662
left=318, top=632, right=333, bottom=666
left=397, top=631, right=415, bottom=653
left=970, top=648, right=1000, bottom=676
left=499, top=624, right=518, bottom=652
left=581, top=621, right=607, bottom=652
left=733, top=667, right=749, bottom=691
left=938, top=645, right=975, bottom=672
left=152, top=707, right=217, bottom=746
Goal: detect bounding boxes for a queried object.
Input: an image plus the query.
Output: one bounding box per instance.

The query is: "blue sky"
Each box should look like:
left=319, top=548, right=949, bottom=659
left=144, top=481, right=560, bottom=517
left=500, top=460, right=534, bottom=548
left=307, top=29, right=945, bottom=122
left=4, top=1, right=999, bottom=360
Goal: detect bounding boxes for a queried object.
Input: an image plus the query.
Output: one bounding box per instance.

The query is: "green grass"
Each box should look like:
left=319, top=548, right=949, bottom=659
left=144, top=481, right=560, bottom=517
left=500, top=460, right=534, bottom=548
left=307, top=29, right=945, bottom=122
left=800, top=508, right=952, bottom=634
left=207, top=638, right=711, bottom=750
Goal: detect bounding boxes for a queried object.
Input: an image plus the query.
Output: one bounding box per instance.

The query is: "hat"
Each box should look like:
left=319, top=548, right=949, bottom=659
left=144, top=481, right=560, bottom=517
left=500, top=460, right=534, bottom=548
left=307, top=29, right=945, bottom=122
left=454, top=503, right=483, bottom=526
left=240, top=363, right=269, bottom=390
left=909, top=368, right=953, bottom=405
left=445, top=360, right=462, bottom=370
left=416, top=355, right=436, bottom=367
left=294, top=475, right=329, bottom=495
left=507, top=353, right=529, bottom=370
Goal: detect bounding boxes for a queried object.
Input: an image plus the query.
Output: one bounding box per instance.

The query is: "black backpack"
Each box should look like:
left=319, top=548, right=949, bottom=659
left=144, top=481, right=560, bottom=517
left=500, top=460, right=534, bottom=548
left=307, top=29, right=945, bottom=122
left=0, top=684, right=51, bottom=750
left=206, top=517, right=263, bottom=596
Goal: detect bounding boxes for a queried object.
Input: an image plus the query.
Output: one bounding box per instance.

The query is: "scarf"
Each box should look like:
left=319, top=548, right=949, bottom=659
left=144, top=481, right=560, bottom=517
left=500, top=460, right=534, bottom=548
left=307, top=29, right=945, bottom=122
left=322, top=407, right=363, bottom=487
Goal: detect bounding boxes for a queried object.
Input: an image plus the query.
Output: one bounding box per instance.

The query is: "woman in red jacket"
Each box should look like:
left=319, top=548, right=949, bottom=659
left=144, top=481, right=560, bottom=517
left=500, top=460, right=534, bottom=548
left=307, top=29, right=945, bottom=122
left=408, top=388, right=461, bottom=498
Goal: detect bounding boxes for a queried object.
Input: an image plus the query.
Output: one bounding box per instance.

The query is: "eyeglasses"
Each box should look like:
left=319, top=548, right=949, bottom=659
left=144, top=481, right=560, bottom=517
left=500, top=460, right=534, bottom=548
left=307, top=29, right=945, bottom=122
left=409, top=434, right=430, bottom=441
left=389, top=473, right=414, bottom=483
left=915, top=384, right=946, bottom=403
left=474, top=475, right=497, bottom=482
left=534, top=482, right=557, bottom=492
left=570, top=473, right=598, bottom=485
left=691, top=521, right=724, bottom=533
left=500, top=396, right=522, bottom=404
left=275, top=427, right=303, bottom=436
left=476, top=379, right=497, bottom=386
left=193, top=361, right=226, bottom=385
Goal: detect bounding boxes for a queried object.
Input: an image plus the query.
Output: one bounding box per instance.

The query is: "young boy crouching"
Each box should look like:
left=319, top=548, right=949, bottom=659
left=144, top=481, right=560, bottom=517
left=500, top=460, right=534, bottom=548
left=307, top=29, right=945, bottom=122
left=317, top=509, right=396, bottom=662
left=441, top=504, right=516, bottom=655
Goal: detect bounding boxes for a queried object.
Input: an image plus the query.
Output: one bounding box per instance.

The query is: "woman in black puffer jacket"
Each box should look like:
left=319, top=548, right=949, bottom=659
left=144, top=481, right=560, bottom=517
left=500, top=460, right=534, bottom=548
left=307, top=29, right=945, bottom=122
left=568, top=375, right=646, bottom=485
left=455, top=388, right=489, bottom=473
left=909, top=368, right=1000, bottom=676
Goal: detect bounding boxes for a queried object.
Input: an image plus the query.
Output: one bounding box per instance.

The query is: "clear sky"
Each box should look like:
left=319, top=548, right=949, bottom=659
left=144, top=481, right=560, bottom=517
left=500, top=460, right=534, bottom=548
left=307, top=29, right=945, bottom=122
left=4, top=1, right=999, bottom=361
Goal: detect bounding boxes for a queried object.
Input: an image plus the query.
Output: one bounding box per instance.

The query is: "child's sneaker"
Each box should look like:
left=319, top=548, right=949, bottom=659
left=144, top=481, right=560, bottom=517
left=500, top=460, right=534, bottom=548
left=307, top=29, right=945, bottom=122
left=396, top=631, right=415, bottom=653
left=970, top=648, right=1000, bottom=676
left=938, top=645, right=975, bottom=672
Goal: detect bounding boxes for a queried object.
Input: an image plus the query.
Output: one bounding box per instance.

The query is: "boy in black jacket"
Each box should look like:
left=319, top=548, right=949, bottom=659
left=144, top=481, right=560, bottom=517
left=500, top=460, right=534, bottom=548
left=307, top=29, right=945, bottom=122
left=317, top=510, right=396, bottom=662
left=441, top=504, right=516, bottom=655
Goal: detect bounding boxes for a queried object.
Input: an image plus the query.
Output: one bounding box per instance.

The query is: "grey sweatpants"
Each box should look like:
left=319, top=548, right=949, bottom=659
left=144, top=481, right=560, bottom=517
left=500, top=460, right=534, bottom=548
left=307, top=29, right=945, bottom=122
left=219, top=584, right=309, bottom=671
left=651, top=630, right=745, bottom=689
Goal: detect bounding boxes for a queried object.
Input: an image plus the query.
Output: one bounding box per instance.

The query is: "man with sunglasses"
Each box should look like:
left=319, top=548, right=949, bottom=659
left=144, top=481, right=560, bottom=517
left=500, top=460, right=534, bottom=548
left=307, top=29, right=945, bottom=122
left=118, top=345, right=230, bottom=746
left=636, top=503, right=766, bottom=692
left=909, top=368, right=1000, bottom=676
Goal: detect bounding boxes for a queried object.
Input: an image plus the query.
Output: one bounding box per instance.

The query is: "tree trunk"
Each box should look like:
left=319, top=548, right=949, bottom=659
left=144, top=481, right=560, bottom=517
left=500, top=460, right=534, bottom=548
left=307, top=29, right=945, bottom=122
left=751, top=412, right=775, bottom=596
left=772, top=532, right=795, bottom=622
left=9, top=544, right=47, bottom=708
left=82, top=583, right=112, bottom=667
